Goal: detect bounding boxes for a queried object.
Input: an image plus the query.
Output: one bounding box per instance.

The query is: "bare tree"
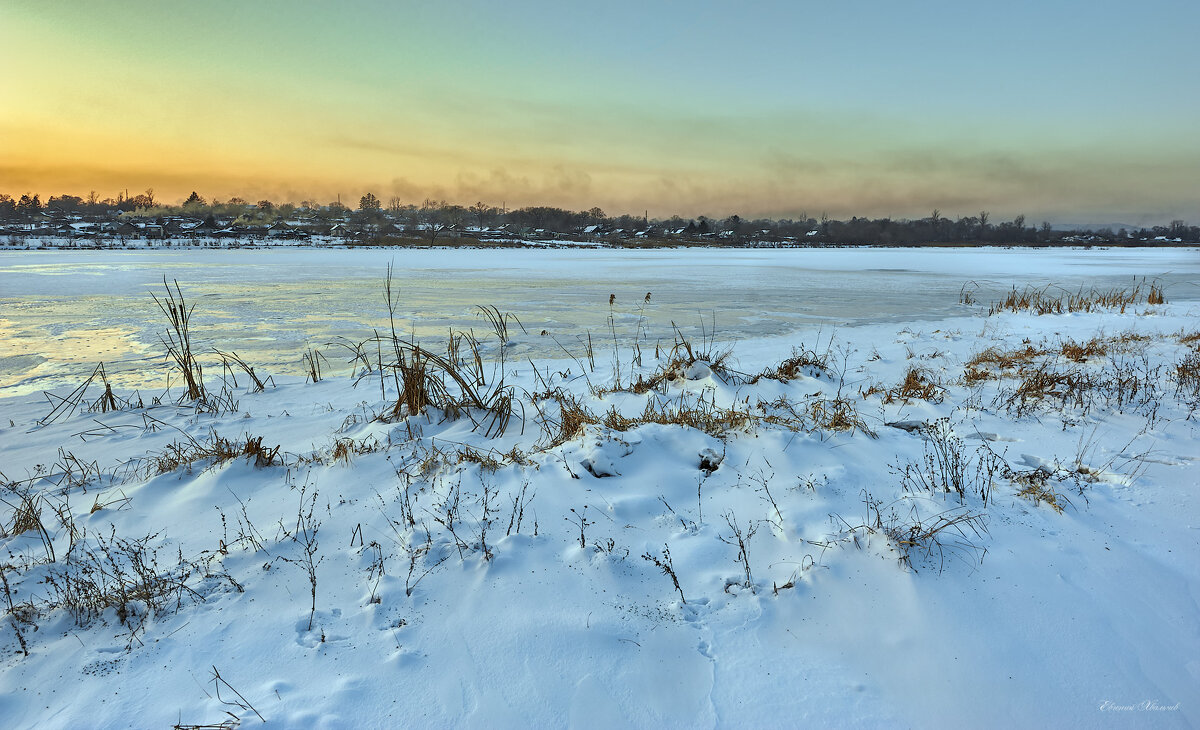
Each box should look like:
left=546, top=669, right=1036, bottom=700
left=419, top=199, right=447, bottom=243
left=469, top=201, right=492, bottom=229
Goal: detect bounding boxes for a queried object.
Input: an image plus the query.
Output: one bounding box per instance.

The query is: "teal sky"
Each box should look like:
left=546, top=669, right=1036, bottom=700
left=2, top=0, right=1198, bottom=223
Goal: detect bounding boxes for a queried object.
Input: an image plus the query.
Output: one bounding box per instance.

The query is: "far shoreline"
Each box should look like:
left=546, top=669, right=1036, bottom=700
left=2, top=236, right=1197, bottom=253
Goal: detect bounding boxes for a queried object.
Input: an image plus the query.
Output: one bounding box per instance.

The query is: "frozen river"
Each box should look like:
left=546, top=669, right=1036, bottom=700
left=2, top=246, right=1197, bottom=396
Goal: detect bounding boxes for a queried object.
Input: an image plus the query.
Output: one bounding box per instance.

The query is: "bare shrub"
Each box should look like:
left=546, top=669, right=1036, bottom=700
left=718, top=512, right=759, bottom=591
left=642, top=544, right=686, bottom=603
left=842, top=493, right=989, bottom=573
left=894, top=419, right=1001, bottom=506
left=40, top=526, right=230, bottom=643
left=276, top=483, right=322, bottom=631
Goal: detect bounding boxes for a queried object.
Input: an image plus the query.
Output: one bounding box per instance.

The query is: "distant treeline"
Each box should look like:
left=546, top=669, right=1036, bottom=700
left=2, top=189, right=1197, bottom=245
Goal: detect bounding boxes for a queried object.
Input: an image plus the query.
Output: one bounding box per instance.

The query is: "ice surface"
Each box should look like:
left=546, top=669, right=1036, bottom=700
left=2, top=246, right=1196, bottom=396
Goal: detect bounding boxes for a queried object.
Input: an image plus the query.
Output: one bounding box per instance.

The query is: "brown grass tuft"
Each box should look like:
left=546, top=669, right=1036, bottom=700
left=807, top=397, right=877, bottom=437
left=988, top=281, right=1166, bottom=316
left=963, top=343, right=1046, bottom=384
left=1176, top=350, right=1200, bottom=404
left=891, top=368, right=945, bottom=403
left=456, top=446, right=505, bottom=472
left=749, top=347, right=830, bottom=384
left=150, top=432, right=281, bottom=474
left=1060, top=337, right=1108, bottom=363
left=329, top=437, right=382, bottom=464
left=602, top=406, right=638, bottom=432
left=1008, top=468, right=1068, bottom=513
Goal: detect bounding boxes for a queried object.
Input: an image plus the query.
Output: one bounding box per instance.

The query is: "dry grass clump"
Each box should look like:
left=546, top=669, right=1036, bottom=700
left=328, top=436, right=383, bottom=464
left=962, top=364, right=993, bottom=386
left=377, top=337, right=520, bottom=437
left=600, top=324, right=738, bottom=396
left=150, top=432, right=282, bottom=475
left=374, top=281, right=520, bottom=438
left=447, top=444, right=530, bottom=471
left=967, top=344, right=1046, bottom=369
left=301, top=347, right=327, bottom=383
left=152, top=279, right=207, bottom=403
left=1147, top=282, right=1166, bottom=305
left=1109, top=331, right=1152, bottom=348
left=544, top=393, right=598, bottom=448
left=620, top=367, right=682, bottom=396
left=873, top=367, right=945, bottom=404
left=882, top=508, right=989, bottom=572
left=455, top=446, right=506, bottom=472
left=755, top=393, right=876, bottom=438
left=806, top=397, right=877, bottom=437
left=748, top=347, right=830, bottom=384
left=665, top=323, right=736, bottom=380
left=997, top=363, right=1094, bottom=416
left=1, top=491, right=48, bottom=539
left=963, top=344, right=1046, bottom=383
left=988, top=281, right=1166, bottom=316
left=602, top=406, right=638, bottom=432
left=39, top=362, right=142, bottom=426
left=375, top=266, right=521, bottom=437
left=599, top=396, right=755, bottom=438
left=994, top=351, right=1163, bottom=420
left=1060, top=337, right=1108, bottom=363
left=214, top=349, right=271, bottom=393
left=1009, top=469, right=1067, bottom=513
left=1176, top=350, right=1200, bottom=406
left=638, top=397, right=754, bottom=438
left=387, top=347, right=438, bottom=420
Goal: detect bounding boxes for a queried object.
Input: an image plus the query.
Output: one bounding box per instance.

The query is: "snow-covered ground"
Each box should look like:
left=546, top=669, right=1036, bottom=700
left=1, top=253, right=1198, bottom=728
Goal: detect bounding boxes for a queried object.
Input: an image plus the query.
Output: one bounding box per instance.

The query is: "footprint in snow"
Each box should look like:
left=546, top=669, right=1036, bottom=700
left=294, top=609, right=349, bottom=648
left=679, top=597, right=710, bottom=625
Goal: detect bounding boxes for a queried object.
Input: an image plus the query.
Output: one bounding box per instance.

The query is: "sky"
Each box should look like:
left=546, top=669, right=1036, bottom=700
left=2, top=0, right=1198, bottom=224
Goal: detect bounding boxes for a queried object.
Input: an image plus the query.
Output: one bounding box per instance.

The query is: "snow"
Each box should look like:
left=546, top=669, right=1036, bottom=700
left=0, top=251, right=1198, bottom=728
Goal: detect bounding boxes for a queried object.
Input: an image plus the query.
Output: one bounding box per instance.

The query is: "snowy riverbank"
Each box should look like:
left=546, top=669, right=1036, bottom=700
left=1, top=283, right=1198, bottom=728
